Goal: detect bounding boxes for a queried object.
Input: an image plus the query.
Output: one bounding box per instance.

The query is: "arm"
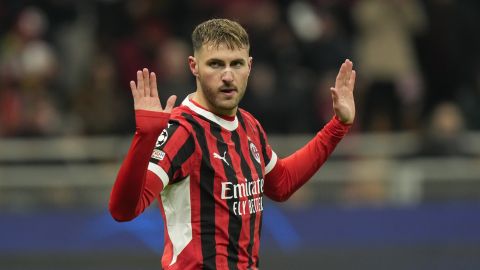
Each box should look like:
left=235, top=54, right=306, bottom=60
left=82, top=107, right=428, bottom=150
left=264, top=59, right=356, bottom=201
left=264, top=116, right=350, bottom=201
left=109, top=68, right=176, bottom=221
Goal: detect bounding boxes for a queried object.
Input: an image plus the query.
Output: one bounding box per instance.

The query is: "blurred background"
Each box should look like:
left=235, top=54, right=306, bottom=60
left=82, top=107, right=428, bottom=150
left=1, top=0, right=480, bottom=269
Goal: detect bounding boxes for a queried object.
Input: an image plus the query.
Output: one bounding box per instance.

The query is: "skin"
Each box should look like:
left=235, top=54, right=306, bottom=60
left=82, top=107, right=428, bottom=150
left=129, top=68, right=176, bottom=113
left=188, top=43, right=252, bottom=117
left=130, top=44, right=356, bottom=125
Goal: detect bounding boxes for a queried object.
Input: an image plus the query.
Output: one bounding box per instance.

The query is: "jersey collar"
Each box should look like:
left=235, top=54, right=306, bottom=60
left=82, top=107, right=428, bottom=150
left=182, top=94, right=239, bottom=131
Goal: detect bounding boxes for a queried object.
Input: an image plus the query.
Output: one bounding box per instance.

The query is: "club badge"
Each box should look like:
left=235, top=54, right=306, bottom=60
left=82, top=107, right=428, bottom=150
left=249, top=141, right=261, bottom=164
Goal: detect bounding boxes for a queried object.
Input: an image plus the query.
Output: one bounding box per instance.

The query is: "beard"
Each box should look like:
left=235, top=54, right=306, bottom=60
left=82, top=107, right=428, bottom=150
left=199, top=80, right=246, bottom=115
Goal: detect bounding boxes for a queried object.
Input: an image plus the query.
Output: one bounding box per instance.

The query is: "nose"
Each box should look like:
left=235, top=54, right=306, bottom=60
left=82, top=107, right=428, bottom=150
left=221, top=69, right=234, bottom=83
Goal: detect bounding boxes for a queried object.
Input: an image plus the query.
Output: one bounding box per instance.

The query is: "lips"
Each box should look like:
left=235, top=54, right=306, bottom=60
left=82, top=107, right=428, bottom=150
left=221, top=89, right=235, bottom=93
left=219, top=87, right=237, bottom=95
left=220, top=87, right=237, bottom=92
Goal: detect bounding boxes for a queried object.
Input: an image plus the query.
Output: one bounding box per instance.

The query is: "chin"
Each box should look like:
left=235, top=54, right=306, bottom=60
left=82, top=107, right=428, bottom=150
left=216, top=102, right=238, bottom=113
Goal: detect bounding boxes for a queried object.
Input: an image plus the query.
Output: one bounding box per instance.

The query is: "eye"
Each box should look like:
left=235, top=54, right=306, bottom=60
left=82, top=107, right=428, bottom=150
left=231, top=61, right=244, bottom=68
left=208, top=61, right=223, bottom=69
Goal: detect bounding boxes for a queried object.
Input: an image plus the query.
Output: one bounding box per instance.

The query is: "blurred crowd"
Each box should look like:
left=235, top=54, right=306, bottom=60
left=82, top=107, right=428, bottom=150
left=0, top=0, right=479, bottom=137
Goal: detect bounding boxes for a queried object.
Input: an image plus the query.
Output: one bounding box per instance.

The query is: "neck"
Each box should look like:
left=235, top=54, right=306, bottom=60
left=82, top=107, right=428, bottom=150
left=191, top=91, right=237, bottom=117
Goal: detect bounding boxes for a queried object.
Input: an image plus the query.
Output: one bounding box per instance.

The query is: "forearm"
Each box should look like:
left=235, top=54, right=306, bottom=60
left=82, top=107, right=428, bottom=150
left=264, top=116, right=350, bottom=201
left=109, top=110, right=169, bottom=221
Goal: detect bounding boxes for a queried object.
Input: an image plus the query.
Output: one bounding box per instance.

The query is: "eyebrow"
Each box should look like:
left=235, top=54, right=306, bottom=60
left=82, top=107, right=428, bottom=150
left=206, top=58, right=245, bottom=64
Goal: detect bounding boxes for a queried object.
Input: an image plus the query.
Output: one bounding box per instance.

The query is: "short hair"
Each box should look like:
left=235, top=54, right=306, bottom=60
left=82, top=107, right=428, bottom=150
left=192, top=18, right=250, bottom=52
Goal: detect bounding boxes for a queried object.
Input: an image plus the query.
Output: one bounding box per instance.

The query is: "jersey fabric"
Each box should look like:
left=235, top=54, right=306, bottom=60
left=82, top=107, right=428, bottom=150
left=109, top=95, right=352, bottom=270
left=148, top=97, right=275, bottom=269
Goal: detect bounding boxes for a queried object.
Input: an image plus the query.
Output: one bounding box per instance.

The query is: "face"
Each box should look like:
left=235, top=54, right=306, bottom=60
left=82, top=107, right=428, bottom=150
left=189, top=43, right=252, bottom=116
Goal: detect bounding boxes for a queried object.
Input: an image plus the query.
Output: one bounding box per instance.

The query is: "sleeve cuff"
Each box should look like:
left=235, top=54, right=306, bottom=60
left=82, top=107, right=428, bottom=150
left=135, top=110, right=170, bottom=135
left=135, top=110, right=170, bottom=119
left=324, top=115, right=352, bottom=138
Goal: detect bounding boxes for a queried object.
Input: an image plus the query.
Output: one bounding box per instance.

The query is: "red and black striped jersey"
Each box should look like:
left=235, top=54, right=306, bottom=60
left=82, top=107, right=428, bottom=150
left=148, top=96, right=276, bottom=270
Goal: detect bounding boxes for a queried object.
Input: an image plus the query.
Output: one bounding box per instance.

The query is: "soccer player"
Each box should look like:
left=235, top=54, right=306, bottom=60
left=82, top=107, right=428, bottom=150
left=109, top=19, right=356, bottom=270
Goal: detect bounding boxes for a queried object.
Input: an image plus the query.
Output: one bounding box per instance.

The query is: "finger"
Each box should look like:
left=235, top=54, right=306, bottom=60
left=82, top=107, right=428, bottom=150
left=336, top=63, right=346, bottom=85
left=345, top=59, right=353, bottom=83
left=130, top=80, right=138, bottom=98
left=349, top=70, right=357, bottom=91
left=143, top=68, right=150, bottom=96
left=137, top=70, right=144, bottom=96
left=150, top=72, right=158, bottom=97
left=164, top=95, right=177, bottom=112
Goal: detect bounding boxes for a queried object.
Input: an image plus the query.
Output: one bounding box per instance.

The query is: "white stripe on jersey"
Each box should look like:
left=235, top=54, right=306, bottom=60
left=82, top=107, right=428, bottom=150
left=148, top=162, right=169, bottom=188
left=161, top=176, right=192, bottom=266
left=182, top=94, right=239, bottom=131
left=265, top=151, right=278, bottom=175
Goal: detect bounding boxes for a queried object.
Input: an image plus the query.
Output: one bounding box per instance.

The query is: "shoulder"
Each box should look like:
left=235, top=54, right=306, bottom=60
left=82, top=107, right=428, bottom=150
left=169, top=105, right=208, bottom=134
left=238, top=108, right=257, bottom=121
left=238, top=108, right=266, bottom=133
left=238, top=108, right=260, bottom=125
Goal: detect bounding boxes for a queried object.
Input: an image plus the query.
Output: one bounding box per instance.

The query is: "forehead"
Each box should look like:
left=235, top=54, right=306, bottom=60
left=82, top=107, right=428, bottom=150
left=196, top=43, right=249, bottom=61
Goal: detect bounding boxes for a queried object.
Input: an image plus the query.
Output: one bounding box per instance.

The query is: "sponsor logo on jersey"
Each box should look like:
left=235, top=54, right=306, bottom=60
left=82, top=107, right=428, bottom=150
left=152, top=149, right=166, bottom=160
left=213, top=151, right=229, bottom=166
left=221, top=178, right=264, bottom=216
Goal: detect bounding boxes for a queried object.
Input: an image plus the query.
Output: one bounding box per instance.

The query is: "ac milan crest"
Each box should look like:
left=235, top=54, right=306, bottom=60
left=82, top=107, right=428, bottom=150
left=249, top=141, right=261, bottom=164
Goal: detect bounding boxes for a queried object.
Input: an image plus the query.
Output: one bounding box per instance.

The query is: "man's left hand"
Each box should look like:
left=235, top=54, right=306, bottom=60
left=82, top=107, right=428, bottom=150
left=331, top=59, right=356, bottom=125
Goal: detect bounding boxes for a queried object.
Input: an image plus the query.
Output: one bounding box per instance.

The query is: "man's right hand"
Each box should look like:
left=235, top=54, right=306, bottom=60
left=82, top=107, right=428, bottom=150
left=130, top=68, right=177, bottom=113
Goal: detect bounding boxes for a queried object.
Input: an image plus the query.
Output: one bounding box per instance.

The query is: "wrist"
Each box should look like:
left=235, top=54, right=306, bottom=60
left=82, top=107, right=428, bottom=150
left=334, top=115, right=353, bottom=126
left=322, top=115, right=351, bottom=138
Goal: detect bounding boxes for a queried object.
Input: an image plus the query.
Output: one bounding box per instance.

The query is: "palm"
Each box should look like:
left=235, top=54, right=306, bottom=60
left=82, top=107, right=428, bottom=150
left=135, top=96, right=162, bottom=111
left=331, top=60, right=356, bottom=124
left=130, top=68, right=176, bottom=113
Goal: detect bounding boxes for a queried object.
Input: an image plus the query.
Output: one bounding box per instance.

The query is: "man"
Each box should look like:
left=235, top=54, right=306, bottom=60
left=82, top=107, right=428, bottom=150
left=109, top=19, right=356, bottom=270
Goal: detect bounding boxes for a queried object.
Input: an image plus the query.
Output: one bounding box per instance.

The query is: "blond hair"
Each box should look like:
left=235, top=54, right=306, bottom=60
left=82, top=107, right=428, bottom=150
left=192, top=18, right=250, bottom=52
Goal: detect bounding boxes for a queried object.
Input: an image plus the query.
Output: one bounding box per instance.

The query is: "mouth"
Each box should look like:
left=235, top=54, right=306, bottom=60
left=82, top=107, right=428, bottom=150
left=219, top=87, right=237, bottom=96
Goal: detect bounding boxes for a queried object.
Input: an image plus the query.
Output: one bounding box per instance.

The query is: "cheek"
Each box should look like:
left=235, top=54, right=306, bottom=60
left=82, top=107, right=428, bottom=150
left=198, top=72, right=213, bottom=84
left=200, top=70, right=218, bottom=83
left=239, top=70, right=250, bottom=84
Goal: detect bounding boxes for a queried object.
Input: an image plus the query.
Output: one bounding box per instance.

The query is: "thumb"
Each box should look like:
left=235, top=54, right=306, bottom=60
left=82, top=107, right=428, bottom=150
left=164, top=95, right=177, bottom=112
left=330, top=87, right=339, bottom=102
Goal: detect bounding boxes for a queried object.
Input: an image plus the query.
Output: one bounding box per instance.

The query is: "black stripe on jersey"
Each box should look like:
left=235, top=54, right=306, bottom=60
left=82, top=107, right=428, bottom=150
left=167, top=134, right=195, bottom=181
left=183, top=113, right=217, bottom=270
left=247, top=133, right=264, bottom=269
left=237, top=111, right=247, bottom=131
left=210, top=124, right=241, bottom=270
left=231, top=128, right=257, bottom=269
left=257, top=213, right=263, bottom=268
left=256, top=124, right=271, bottom=166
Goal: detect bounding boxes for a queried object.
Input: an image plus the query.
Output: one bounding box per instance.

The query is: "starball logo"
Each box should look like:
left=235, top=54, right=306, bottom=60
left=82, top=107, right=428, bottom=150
left=221, top=178, right=264, bottom=216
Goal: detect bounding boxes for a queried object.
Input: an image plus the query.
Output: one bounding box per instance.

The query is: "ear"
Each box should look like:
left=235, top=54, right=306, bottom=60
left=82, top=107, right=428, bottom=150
left=247, top=56, right=253, bottom=75
left=188, top=56, right=198, bottom=77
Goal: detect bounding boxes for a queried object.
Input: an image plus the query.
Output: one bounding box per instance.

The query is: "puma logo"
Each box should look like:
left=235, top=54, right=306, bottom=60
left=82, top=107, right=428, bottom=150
left=213, top=151, right=229, bottom=166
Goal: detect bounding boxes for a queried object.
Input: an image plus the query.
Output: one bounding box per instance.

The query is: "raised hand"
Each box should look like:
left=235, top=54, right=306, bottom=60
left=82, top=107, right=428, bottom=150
left=130, top=68, right=177, bottom=113
left=331, top=59, right=356, bottom=125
